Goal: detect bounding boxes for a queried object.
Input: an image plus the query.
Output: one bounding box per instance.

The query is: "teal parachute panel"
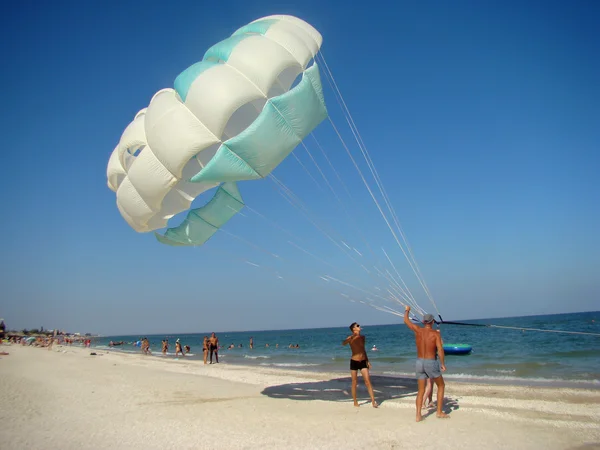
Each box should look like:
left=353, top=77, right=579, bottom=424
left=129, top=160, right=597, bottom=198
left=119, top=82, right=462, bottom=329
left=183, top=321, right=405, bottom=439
left=174, top=61, right=219, bottom=102
left=155, top=182, right=244, bottom=246
left=190, top=63, right=328, bottom=183
left=203, top=34, right=250, bottom=63
left=232, top=19, right=278, bottom=37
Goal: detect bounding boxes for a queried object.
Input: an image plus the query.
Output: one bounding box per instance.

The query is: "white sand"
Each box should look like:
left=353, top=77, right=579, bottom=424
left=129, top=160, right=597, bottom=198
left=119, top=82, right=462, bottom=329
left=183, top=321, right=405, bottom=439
left=1, top=345, right=599, bottom=449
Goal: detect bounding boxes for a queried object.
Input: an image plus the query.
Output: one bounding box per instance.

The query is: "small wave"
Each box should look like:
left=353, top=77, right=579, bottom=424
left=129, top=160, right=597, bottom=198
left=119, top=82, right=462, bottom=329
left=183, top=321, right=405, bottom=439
left=447, top=372, right=600, bottom=386
left=260, top=363, right=322, bottom=367
left=244, top=355, right=270, bottom=359
left=381, top=370, right=600, bottom=386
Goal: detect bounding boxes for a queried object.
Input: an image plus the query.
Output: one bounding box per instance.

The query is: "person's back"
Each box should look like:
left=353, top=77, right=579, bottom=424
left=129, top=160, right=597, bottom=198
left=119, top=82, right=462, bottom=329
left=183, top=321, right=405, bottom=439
left=414, top=326, right=440, bottom=360
left=403, top=306, right=449, bottom=422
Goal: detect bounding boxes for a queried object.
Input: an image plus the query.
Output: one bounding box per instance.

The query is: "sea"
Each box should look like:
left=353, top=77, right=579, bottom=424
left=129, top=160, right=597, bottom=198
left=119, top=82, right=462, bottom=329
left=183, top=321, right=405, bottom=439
left=92, top=311, right=600, bottom=389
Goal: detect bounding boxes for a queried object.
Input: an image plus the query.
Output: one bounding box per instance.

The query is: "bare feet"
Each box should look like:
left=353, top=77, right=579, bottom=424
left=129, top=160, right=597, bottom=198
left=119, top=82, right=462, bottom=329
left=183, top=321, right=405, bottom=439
left=372, top=400, right=378, bottom=408
left=416, top=414, right=422, bottom=422
left=436, top=412, right=450, bottom=419
left=354, top=402, right=360, bottom=407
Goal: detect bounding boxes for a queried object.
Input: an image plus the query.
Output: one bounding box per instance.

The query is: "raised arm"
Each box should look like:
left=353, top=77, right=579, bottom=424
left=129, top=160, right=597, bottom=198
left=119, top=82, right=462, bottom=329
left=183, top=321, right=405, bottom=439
left=342, top=335, right=354, bottom=346
left=403, top=306, right=419, bottom=332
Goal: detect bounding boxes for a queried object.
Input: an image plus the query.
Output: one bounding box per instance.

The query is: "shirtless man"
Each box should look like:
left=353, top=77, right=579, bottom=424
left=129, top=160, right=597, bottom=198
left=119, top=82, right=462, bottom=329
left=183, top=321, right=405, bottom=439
left=208, top=332, right=219, bottom=364
left=423, top=329, right=443, bottom=408
left=342, top=322, right=378, bottom=408
left=404, top=306, right=449, bottom=421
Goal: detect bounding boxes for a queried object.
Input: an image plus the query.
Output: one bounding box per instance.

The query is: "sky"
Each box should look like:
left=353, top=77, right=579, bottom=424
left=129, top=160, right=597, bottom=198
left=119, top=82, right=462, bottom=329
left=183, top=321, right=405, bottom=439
left=1, top=0, right=598, bottom=336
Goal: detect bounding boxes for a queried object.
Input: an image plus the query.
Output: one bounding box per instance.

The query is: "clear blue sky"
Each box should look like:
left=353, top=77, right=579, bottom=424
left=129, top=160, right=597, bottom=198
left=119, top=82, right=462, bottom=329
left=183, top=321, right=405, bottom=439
left=1, top=0, right=598, bottom=335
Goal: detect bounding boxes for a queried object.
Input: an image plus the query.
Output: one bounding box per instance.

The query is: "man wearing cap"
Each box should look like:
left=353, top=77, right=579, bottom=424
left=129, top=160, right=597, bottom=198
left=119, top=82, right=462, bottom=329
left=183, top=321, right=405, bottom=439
left=404, top=306, right=449, bottom=422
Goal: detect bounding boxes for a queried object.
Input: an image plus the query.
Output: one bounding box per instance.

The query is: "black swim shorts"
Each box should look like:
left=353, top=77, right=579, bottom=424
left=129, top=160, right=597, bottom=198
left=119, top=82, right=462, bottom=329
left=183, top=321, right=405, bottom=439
left=350, top=359, right=369, bottom=371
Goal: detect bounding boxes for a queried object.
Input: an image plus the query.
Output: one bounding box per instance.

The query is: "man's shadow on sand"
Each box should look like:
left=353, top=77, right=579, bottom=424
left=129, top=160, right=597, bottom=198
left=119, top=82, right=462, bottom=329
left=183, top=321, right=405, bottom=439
left=261, top=375, right=459, bottom=413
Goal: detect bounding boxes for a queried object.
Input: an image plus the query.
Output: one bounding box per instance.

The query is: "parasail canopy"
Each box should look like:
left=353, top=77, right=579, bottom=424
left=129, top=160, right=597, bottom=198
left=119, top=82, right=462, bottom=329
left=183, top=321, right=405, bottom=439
left=106, top=15, right=328, bottom=246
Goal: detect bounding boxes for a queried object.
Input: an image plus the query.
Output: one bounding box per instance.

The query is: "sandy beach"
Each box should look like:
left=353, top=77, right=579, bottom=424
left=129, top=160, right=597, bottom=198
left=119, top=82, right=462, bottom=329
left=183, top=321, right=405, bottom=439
left=1, top=345, right=599, bottom=450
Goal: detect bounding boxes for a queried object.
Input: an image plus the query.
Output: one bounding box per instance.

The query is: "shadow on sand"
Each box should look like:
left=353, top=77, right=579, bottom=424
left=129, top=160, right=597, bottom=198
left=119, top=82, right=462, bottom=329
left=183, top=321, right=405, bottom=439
left=261, top=374, right=460, bottom=413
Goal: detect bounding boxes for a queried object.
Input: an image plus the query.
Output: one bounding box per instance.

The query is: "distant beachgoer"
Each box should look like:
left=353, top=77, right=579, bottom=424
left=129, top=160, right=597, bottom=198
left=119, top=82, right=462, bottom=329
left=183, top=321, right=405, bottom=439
left=162, top=339, right=169, bottom=355
left=175, top=339, right=184, bottom=357
left=342, top=322, right=378, bottom=408
left=249, top=337, right=254, bottom=349
left=209, top=332, right=219, bottom=363
left=142, top=337, right=151, bottom=355
left=185, top=345, right=191, bottom=353
left=202, top=336, right=209, bottom=364
left=404, top=306, right=448, bottom=422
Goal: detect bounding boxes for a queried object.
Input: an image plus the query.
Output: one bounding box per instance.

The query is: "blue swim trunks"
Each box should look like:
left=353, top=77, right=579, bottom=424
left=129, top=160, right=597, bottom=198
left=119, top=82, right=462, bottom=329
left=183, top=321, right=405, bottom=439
left=415, top=358, right=441, bottom=380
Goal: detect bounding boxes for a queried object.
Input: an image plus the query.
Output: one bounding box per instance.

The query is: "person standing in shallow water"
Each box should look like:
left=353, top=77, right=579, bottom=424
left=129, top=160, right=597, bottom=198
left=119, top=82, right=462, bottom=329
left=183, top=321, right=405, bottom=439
left=403, top=306, right=449, bottom=422
left=208, top=332, right=219, bottom=364
left=342, top=322, right=378, bottom=408
left=202, top=336, right=209, bottom=365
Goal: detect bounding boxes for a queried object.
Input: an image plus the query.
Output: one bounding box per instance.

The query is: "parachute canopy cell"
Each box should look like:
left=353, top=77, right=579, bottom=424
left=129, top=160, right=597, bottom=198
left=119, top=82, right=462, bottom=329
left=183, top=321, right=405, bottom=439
left=105, top=15, right=328, bottom=246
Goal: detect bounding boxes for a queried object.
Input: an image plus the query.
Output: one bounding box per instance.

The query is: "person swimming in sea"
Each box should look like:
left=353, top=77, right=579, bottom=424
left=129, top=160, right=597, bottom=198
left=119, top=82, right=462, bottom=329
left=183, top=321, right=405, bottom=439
left=342, top=322, right=378, bottom=408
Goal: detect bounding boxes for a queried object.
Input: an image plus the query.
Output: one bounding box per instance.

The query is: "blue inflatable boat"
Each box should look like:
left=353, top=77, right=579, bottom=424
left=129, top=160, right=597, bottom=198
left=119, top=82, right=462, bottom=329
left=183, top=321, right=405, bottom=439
left=443, top=344, right=472, bottom=355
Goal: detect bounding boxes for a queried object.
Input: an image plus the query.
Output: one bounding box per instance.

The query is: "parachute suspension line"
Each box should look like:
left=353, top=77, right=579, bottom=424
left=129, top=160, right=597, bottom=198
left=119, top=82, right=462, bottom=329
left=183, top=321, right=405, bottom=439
left=191, top=240, right=286, bottom=281
left=268, top=174, right=398, bottom=297
left=377, top=269, right=425, bottom=315
left=297, top=139, right=401, bottom=289
left=308, top=132, right=411, bottom=300
left=371, top=265, right=415, bottom=309
left=242, top=204, right=304, bottom=245
left=323, top=114, right=432, bottom=305
left=266, top=90, right=405, bottom=291
left=299, top=141, right=342, bottom=204
left=318, top=51, right=441, bottom=318
left=269, top=174, right=374, bottom=276
left=218, top=229, right=282, bottom=261
left=285, top=240, right=339, bottom=271
left=322, top=275, right=399, bottom=305
left=199, top=240, right=391, bottom=307
left=319, top=51, right=439, bottom=316
left=310, top=133, right=354, bottom=201
left=381, top=247, right=423, bottom=313
left=291, top=152, right=325, bottom=193
left=268, top=87, right=399, bottom=292
left=241, top=203, right=340, bottom=272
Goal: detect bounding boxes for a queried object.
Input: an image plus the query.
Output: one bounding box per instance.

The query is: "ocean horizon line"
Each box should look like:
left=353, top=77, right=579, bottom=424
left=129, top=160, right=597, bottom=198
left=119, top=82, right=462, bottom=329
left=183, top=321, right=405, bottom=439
left=96, top=310, right=599, bottom=338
